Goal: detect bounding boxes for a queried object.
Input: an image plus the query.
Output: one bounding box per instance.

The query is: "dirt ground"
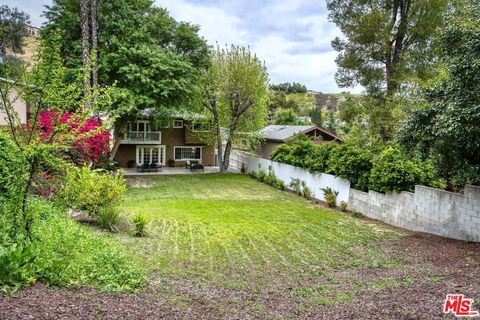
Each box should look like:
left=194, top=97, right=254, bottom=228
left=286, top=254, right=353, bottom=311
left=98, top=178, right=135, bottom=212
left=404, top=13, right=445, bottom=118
left=1, top=231, right=479, bottom=320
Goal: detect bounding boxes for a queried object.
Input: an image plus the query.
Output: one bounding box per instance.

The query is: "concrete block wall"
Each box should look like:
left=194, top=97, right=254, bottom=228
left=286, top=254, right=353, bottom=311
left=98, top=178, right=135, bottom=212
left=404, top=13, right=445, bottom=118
left=349, top=185, right=480, bottom=242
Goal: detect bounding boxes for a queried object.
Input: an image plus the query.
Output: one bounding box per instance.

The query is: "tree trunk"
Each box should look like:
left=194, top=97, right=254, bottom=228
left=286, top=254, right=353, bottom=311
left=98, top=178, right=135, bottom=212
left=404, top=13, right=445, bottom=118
left=219, top=121, right=238, bottom=173
left=90, top=0, right=98, bottom=98
left=220, top=139, right=232, bottom=173
left=22, top=156, right=37, bottom=239
left=80, top=0, right=91, bottom=109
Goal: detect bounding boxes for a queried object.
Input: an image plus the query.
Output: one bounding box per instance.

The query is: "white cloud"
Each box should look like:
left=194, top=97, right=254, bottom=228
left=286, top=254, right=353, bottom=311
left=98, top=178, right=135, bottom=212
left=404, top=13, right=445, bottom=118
left=155, top=0, right=249, bottom=46
left=155, top=0, right=362, bottom=93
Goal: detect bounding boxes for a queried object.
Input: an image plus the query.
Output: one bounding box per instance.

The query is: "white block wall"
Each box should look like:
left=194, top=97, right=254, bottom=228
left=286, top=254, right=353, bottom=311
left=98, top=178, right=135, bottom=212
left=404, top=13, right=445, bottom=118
left=230, top=151, right=351, bottom=203
left=349, top=185, right=480, bottom=242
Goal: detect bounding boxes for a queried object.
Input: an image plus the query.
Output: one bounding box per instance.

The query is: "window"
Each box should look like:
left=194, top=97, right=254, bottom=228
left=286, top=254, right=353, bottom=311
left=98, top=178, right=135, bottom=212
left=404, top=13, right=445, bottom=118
left=192, top=121, right=210, bottom=132
left=174, top=146, right=202, bottom=161
left=136, top=146, right=165, bottom=165
left=173, top=119, right=184, bottom=128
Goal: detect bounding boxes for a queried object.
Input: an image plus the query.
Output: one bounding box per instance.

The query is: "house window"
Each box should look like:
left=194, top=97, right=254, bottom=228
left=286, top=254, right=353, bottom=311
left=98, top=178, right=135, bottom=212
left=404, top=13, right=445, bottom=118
left=136, top=145, right=165, bottom=165
left=192, top=121, right=210, bottom=132
left=173, top=119, right=184, bottom=128
left=174, top=146, right=202, bottom=161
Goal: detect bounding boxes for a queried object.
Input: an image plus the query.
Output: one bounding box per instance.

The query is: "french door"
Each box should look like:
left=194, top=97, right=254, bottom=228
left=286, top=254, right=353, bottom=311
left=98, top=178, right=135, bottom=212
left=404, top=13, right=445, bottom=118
left=136, top=145, right=165, bottom=165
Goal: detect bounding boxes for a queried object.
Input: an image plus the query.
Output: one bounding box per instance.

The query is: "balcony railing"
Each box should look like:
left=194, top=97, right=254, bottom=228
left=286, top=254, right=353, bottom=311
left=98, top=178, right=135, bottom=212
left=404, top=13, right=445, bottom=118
left=121, top=131, right=161, bottom=143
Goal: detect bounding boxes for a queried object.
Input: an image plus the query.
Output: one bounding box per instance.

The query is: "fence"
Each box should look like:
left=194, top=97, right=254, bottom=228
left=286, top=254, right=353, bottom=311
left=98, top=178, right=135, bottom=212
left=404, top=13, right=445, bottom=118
left=230, top=151, right=351, bottom=203
left=230, top=150, right=480, bottom=242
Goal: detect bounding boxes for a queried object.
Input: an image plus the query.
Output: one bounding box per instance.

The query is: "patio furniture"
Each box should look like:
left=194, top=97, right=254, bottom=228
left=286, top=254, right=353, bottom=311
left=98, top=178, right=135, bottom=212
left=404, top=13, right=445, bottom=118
left=150, top=162, right=161, bottom=172
left=191, top=163, right=204, bottom=172
left=139, top=163, right=150, bottom=173
left=185, top=160, right=199, bottom=169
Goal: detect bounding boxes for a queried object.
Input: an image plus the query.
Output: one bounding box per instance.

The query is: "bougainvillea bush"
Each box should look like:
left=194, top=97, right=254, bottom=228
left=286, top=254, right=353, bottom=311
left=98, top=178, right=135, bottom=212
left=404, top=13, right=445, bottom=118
left=37, top=109, right=110, bottom=166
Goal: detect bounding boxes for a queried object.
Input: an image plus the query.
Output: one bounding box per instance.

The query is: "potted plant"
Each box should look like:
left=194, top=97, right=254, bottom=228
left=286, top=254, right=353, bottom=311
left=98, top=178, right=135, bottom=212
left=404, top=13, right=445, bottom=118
left=127, top=160, right=136, bottom=168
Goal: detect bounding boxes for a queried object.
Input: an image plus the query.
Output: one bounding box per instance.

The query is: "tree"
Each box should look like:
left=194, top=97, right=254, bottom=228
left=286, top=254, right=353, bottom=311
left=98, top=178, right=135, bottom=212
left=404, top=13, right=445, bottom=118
left=0, top=5, right=30, bottom=58
left=43, top=0, right=210, bottom=157
left=274, top=109, right=300, bottom=125
left=79, top=0, right=90, bottom=108
left=203, top=46, right=269, bottom=172
left=326, top=0, right=448, bottom=140
left=270, top=82, right=307, bottom=94
left=397, top=3, right=480, bottom=189
left=0, top=36, right=109, bottom=238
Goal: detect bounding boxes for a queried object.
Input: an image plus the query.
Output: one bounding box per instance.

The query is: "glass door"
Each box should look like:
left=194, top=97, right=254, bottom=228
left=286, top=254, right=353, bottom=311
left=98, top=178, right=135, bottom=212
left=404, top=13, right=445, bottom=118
left=136, top=146, right=165, bottom=165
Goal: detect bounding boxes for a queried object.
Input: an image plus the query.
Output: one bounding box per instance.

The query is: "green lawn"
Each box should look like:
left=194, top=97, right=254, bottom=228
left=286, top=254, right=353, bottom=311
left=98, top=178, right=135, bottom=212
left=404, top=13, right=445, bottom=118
left=110, top=174, right=403, bottom=306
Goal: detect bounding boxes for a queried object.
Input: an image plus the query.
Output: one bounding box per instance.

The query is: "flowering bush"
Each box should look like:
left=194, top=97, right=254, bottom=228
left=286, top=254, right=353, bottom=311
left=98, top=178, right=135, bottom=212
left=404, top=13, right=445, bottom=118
left=37, top=110, right=110, bottom=166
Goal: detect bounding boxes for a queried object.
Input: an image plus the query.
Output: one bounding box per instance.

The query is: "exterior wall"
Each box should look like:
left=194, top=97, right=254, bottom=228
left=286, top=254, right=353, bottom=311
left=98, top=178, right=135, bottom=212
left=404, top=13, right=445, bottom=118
left=114, top=144, right=136, bottom=168
left=0, top=88, right=27, bottom=125
left=114, top=119, right=215, bottom=167
left=349, top=185, right=480, bottom=242
left=230, top=151, right=351, bottom=203
left=256, top=141, right=283, bottom=159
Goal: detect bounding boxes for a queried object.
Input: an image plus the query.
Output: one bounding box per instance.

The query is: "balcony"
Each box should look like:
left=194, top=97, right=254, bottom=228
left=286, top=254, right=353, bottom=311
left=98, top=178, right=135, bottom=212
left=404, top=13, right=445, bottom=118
left=121, top=131, right=161, bottom=144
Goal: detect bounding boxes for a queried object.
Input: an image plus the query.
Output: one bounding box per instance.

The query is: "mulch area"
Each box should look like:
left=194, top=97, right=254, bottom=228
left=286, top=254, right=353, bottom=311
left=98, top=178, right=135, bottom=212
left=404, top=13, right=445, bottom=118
left=1, top=232, right=479, bottom=320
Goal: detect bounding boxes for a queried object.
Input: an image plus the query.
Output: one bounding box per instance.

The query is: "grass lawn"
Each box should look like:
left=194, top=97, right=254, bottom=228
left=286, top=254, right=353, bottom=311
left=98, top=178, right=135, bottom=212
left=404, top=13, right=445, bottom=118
left=110, top=174, right=405, bottom=307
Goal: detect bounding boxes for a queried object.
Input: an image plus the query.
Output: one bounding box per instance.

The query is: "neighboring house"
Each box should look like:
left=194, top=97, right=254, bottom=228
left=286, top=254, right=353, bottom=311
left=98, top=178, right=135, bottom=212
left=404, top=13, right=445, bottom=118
left=113, top=114, right=215, bottom=168
left=0, top=78, right=28, bottom=126
left=256, top=125, right=342, bottom=159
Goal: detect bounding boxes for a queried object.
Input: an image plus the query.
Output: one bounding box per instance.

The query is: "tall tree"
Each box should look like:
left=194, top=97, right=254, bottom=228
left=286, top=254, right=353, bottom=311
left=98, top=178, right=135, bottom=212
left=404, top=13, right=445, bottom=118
left=203, top=46, right=269, bottom=172
left=326, top=0, right=448, bottom=140
left=90, top=0, right=98, bottom=95
left=398, top=2, right=480, bottom=189
left=0, top=5, right=30, bottom=58
left=43, top=0, right=209, bottom=157
left=79, top=0, right=90, bottom=108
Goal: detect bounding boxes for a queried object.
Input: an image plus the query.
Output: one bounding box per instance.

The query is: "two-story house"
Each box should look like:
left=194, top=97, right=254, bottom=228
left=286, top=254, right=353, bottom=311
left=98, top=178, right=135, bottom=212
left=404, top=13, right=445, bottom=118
left=113, top=115, right=215, bottom=168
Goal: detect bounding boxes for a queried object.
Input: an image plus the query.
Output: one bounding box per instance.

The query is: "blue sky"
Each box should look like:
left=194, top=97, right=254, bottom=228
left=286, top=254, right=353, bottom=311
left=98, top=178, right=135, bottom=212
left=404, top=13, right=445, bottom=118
left=5, top=0, right=361, bottom=93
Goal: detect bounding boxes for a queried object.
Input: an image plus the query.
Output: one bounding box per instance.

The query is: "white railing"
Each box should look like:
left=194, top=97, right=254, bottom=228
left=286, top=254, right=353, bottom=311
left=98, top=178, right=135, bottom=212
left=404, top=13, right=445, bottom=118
left=122, top=131, right=161, bottom=143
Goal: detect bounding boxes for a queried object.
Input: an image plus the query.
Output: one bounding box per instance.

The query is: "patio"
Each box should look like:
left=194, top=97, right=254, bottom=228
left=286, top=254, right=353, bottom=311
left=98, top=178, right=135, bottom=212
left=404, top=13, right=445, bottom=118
left=122, top=166, right=233, bottom=176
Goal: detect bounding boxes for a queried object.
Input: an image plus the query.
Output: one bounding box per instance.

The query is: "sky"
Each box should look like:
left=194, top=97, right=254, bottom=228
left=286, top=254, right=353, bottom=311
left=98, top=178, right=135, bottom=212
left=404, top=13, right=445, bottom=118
left=4, top=0, right=361, bottom=93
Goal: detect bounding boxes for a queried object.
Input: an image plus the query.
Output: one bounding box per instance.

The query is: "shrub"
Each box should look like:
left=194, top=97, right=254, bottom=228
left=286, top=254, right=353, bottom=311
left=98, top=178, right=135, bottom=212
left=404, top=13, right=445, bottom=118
left=131, top=213, right=151, bottom=237
left=0, top=131, right=26, bottom=197
left=0, top=234, right=36, bottom=293
left=339, top=201, right=348, bottom=212
left=97, top=206, right=121, bottom=232
left=352, top=211, right=364, bottom=218
left=58, top=166, right=126, bottom=216
left=289, top=178, right=303, bottom=195
left=327, top=144, right=373, bottom=191
left=321, top=187, right=339, bottom=207
left=0, top=199, right=145, bottom=292
left=271, top=144, right=292, bottom=163
left=303, top=184, right=312, bottom=200
left=305, top=143, right=338, bottom=174
left=369, top=146, right=443, bottom=193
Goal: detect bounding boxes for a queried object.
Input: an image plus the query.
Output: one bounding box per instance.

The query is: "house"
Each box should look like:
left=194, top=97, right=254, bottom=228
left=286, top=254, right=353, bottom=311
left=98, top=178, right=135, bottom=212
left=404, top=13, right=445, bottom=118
left=113, top=114, right=216, bottom=168
left=256, top=125, right=342, bottom=159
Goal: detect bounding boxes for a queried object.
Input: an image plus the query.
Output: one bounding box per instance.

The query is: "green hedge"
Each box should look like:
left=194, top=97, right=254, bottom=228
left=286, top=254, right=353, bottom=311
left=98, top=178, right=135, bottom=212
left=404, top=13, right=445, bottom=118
left=271, top=139, right=443, bottom=193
